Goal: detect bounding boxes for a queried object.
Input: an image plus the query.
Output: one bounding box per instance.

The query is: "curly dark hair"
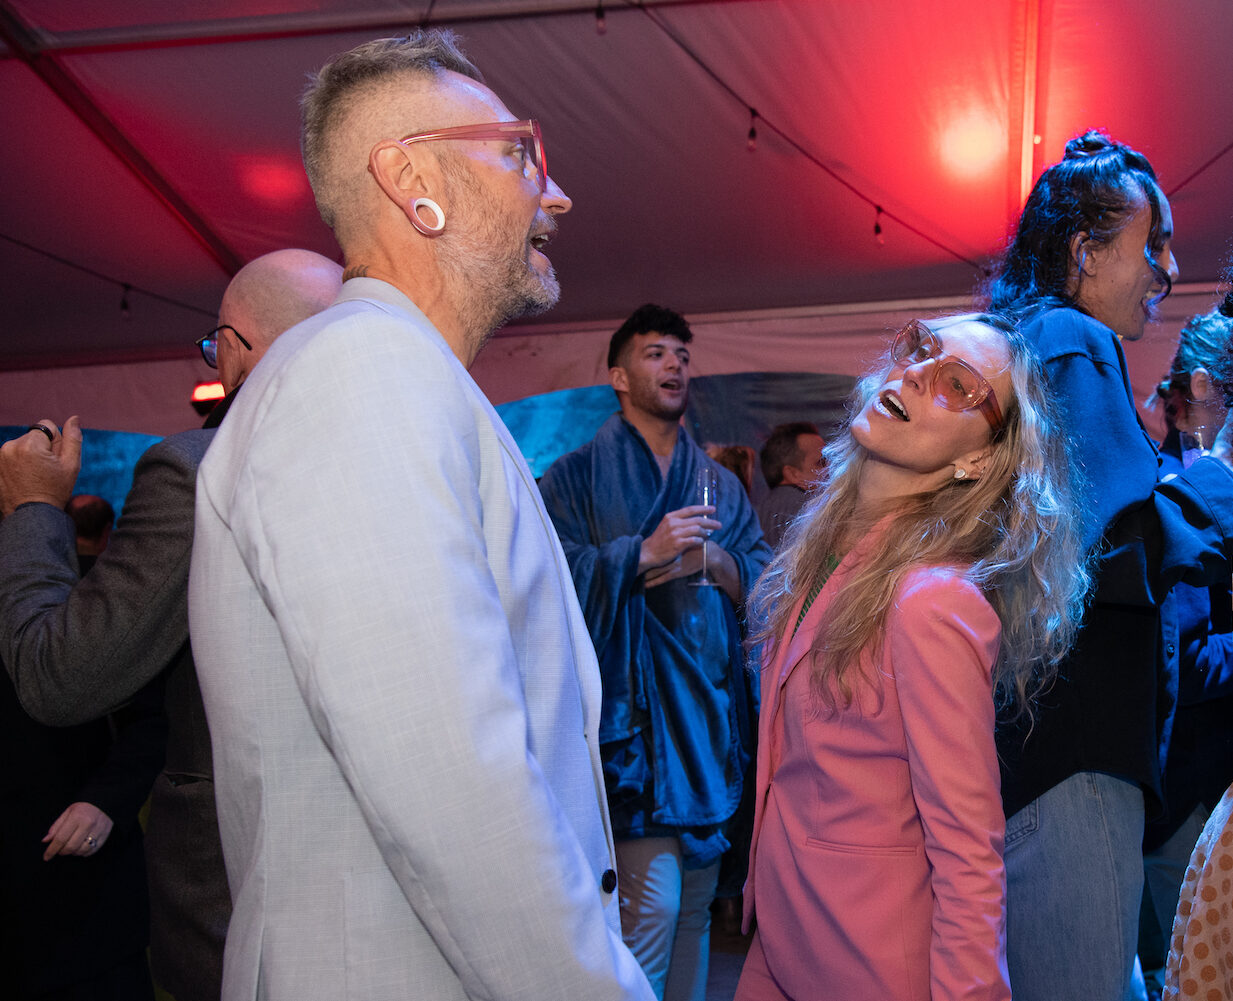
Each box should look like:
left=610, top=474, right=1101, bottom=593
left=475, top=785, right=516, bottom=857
left=607, top=304, right=693, bottom=369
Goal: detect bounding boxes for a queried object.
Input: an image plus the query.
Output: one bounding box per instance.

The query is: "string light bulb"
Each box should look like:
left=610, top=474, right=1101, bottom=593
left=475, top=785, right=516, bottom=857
left=747, top=108, right=758, bottom=152
left=595, top=1, right=607, bottom=35
left=873, top=206, right=885, bottom=246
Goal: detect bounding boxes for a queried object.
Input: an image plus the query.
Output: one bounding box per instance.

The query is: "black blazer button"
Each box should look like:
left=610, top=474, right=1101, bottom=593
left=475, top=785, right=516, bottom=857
left=601, top=868, right=617, bottom=894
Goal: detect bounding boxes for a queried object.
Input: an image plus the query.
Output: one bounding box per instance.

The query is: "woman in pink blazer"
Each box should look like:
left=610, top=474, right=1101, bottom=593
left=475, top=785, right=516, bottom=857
left=736, top=314, right=1092, bottom=1001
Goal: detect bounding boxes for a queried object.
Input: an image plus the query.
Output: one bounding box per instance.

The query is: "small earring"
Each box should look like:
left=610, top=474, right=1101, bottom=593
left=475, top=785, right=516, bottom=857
left=954, top=467, right=967, bottom=480
left=410, top=197, right=445, bottom=236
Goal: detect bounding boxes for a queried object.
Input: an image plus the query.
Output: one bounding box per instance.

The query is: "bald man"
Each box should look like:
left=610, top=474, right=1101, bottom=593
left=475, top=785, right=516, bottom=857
left=208, top=248, right=344, bottom=401
left=0, top=249, right=342, bottom=1001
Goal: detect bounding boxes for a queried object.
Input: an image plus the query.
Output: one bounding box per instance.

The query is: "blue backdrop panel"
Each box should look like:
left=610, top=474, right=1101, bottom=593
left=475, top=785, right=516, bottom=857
left=495, top=385, right=619, bottom=482
left=495, top=371, right=857, bottom=481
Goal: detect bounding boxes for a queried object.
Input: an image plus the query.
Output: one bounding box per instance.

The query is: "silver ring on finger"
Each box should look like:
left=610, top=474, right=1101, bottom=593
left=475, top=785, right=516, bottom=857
left=85, top=835, right=97, bottom=850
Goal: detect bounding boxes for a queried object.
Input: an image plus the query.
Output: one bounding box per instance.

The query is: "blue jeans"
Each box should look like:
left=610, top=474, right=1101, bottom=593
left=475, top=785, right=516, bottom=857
left=615, top=837, right=719, bottom=1001
left=1004, top=771, right=1145, bottom=1001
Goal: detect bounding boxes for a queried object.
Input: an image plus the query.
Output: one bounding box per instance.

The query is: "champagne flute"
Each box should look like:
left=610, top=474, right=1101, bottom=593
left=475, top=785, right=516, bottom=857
left=690, top=467, right=718, bottom=587
left=1180, top=425, right=1215, bottom=468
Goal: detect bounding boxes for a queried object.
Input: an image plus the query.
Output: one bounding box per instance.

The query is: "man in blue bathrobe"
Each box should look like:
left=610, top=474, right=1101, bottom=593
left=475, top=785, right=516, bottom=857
left=540, top=303, right=771, bottom=1001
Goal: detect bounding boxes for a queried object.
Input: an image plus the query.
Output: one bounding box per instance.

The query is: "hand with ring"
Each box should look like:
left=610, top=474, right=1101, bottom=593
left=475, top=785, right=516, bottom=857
left=0, top=415, right=82, bottom=516
left=42, top=801, right=113, bottom=860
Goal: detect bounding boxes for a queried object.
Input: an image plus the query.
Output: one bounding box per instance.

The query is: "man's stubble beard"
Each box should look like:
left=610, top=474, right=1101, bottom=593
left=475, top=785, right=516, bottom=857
left=654, top=398, right=688, bottom=423
left=434, top=156, right=560, bottom=358
left=628, top=378, right=688, bottom=424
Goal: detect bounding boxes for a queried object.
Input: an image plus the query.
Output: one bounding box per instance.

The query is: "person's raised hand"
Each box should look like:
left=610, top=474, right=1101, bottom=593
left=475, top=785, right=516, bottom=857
left=0, top=416, right=82, bottom=516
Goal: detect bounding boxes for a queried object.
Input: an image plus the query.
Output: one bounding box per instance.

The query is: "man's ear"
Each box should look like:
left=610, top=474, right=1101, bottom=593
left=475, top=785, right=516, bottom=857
left=781, top=463, right=807, bottom=488
left=368, top=139, right=443, bottom=225
left=218, top=325, right=239, bottom=355
left=610, top=366, right=629, bottom=393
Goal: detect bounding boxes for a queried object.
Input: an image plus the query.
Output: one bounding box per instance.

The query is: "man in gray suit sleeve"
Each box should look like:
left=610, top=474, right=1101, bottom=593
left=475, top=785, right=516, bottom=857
left=0, top=249, right=343, bottom=1001
left=187, top=30, right=654, bottom=1001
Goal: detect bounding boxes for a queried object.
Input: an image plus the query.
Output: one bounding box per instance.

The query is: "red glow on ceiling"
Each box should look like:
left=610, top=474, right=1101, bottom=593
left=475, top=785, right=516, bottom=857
left=192, top=381, right=225, bottom=402
left=238, top=157, right=307, bottom=205
left=939, top=115, right=1005, bottom=178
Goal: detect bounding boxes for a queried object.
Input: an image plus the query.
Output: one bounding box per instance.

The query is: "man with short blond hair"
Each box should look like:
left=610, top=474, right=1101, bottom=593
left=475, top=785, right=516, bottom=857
left=189, top=30, right=652, bottom=1001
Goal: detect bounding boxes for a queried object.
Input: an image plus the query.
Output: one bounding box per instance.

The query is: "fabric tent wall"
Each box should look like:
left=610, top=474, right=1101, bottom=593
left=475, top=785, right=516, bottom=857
left=0, top=287, right=1216, bottom=440
left=2, top=2, right=1233, bottom=374
left=5, top=1, right=1233, bottom=370
left=0, top=356, right=212, bottom=437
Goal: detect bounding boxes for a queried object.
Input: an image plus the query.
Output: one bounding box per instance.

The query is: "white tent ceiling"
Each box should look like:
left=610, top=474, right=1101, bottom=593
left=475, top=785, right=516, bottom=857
left=2, top=0, right=1231, bottom=419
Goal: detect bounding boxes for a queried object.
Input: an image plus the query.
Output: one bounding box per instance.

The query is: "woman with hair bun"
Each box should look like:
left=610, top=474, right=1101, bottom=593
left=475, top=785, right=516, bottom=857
left=735, top=313, right=1091, bottom=1001
left=982, top=132, right=1233, bottom=1001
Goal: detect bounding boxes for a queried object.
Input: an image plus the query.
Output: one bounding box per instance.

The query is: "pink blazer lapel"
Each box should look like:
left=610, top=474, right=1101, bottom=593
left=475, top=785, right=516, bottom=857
left=765, top=555, right=849, bottom=698
left=761, top=517, right=894, bottom=721
left=765, top=596, right=824, bottom=702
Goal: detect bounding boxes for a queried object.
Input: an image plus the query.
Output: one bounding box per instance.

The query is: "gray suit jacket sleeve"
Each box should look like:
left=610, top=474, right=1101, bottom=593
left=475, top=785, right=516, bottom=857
left=0, top=430, right=211, bottom=725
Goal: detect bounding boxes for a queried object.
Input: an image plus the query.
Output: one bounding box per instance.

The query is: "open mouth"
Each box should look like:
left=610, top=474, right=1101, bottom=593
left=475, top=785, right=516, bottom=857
left=529, top=233, right=550, bottom=251
left=873, top=390, right=909, bottom=422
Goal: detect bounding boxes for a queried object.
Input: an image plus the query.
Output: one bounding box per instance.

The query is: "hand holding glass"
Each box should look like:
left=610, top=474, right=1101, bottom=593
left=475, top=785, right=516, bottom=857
left=690, top=468, right=718, bottom=587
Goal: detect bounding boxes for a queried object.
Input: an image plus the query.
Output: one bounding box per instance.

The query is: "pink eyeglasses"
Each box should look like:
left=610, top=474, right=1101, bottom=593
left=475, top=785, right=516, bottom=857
left=398, top=119, right=546, bottom=191
left=890, top=320, right=1005, bottom=432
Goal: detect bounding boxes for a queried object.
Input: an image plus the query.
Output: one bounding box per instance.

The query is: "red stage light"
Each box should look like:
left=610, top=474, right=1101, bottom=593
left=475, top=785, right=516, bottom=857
left=192, top=381, right=225, bottom=402
left=940, top=115, right=1005, bottom=178
left=239, top=158, right=307, bottom=205
left=191, top=380, right=225, bottom=417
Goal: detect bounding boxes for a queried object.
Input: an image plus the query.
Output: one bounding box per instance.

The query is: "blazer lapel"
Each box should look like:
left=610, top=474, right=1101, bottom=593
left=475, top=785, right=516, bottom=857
left=761, top=570, right=837, bottom=775
left=763, top=518, right=894, bottom=729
